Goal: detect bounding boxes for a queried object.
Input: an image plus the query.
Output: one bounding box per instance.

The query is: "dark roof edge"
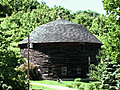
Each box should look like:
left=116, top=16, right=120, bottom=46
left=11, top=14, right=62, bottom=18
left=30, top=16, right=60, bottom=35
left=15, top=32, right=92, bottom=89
left=18, top=42, right=103, bottom=45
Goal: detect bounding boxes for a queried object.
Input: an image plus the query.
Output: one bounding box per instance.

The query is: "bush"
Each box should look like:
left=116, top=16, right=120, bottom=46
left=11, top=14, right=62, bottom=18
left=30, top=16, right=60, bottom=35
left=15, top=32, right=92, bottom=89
left=100, top=58, right=120, bottom=90
left=0, top=81, right=12, bottom=90
left=93, top=82, right=102, bottom=89
left=88, top=63, right=106, bottom=81
left=18, top=62, right=43, bottom=80
left=2, top=84, right=12, bottom=90
left=74, top=78, right=81, bottom=82
left=66, top=84, right=74, bottom=88
left=74, top=78, right=82, bottom=88
left=74, top=78, right=102, bottom=90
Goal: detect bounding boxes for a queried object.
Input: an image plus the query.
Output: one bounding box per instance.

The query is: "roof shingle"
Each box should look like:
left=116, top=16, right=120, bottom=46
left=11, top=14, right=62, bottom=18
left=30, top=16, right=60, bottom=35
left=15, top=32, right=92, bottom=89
left=19, top=19, right=102, bottom=44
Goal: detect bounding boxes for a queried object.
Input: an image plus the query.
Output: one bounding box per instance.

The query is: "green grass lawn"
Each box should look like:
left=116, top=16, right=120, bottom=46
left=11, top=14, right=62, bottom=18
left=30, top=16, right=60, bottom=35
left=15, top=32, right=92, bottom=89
left=30, top=80, right=74, bottom=86
left=30, top=80, right=75, bottom=90
left=30, top=84, right=53, bottom=90
left=30, top=80, right=104, bottom=90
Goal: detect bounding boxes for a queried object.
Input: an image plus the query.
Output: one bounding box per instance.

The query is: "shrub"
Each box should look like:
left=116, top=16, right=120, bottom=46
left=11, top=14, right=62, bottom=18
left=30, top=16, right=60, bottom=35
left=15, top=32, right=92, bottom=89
left=74, top=78, right=102, bottom=90
left=0, top=81, right=12, bottom=90
left=93, top=82, right=102, bottom=89
left=18, top=62, right=43, bottom=80
left=66, top=84, right=74, bottom=88
left=74, top=78, right=81, bottom=82
left=74, top=78, right=82, bottom=88
left=100, top=58, right=120, bottom=90
left=2, top=84, right=12, bottom=90
left=88, top=63, right=106, bottom=81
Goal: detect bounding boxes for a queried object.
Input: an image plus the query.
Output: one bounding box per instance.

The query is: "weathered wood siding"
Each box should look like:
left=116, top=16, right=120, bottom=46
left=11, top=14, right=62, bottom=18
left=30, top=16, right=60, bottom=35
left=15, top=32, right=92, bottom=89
left=20, top=43, right=101, bottom=79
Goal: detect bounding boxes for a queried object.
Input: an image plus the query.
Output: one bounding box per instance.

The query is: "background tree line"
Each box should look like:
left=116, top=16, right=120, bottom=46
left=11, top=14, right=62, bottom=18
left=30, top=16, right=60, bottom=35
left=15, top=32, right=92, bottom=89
left=0, top=0, right=120, bottom=89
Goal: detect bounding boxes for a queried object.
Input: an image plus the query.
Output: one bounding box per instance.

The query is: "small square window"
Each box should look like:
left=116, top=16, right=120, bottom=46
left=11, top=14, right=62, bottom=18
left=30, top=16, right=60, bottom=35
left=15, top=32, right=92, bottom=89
left=77, top=68, right=81, bottom=74
left=61, top=67, right=67, bottom=75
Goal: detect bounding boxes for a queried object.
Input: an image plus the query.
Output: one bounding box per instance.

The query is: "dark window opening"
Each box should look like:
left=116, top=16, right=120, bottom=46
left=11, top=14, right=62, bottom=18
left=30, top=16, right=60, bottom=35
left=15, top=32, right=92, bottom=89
left=77, top=67, right=81, bottom=74
left=61, top=66, right=67, bottom=75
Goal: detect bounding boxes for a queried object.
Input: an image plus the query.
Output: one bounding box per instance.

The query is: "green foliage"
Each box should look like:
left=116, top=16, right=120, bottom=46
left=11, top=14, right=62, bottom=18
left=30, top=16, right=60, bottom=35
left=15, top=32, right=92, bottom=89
left=72, top=12, right=95, bottom=29
left=0, top=28, right=27, bottom=89
left=100, top=58, right=120, bottom=90
left=101, top=0, right=120, bottom=61
left=73, top=10, right=100, bottom=17
left=0, top=81, right=12, bottom=90
left=18, top=62, right=36, bottom=72
left=89, top=1, right=120, bottom=85
left=74, top=78, right=102, bottom=90
left=72, top=10, right=100, bottom=29
left=88, top=50, right=106, bottom=81
left=88, top=63, right=106, bottom=81
left=74, top=78, right=81, bottom=82
left=74, top=78, right=82, bottom=89
left=2, top=84, right=12, bottom=90
left=18, top=62, right=43, bottom=80
left=101, top=16, right=120, bottom=61
left=90, top=15, right=106, bottom=36
left=90, top=11, right=120, bottom=62
left=102, top=0, right=120, bottom=16
left=0, top=0, right=40, bottom=17
left=0, top=3, right=11, bottom=17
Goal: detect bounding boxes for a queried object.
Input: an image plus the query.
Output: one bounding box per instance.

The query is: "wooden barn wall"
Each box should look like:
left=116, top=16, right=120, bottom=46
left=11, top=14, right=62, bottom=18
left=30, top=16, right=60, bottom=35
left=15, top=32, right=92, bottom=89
left=20, top=43, right=101, bottom=79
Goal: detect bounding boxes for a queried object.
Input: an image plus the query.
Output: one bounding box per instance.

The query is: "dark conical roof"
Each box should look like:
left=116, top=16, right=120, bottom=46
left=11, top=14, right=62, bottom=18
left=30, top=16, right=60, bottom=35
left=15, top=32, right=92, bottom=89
left=19, top=19, right=102, bottom=44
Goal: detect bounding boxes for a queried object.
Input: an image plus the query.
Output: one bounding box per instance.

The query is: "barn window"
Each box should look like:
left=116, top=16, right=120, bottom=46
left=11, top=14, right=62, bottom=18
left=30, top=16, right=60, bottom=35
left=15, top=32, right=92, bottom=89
left=61, top=67, right=67, bottom=75
left=77, top=68, right=81, bottom=74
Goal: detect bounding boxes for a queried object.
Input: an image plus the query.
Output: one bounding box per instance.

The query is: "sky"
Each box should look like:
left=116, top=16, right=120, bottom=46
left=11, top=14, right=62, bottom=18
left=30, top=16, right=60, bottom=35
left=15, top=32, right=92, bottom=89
left=37, top=0, right=106, bottom=14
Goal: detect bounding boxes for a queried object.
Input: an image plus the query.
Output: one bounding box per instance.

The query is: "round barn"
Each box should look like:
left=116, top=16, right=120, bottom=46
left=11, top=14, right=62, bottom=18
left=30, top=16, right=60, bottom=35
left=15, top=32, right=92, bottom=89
left=19, top=16, right=102, bottom=80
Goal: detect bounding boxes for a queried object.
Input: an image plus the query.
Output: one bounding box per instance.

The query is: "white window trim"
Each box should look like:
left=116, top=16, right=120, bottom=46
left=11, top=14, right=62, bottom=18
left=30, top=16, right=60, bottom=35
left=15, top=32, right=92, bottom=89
left=30, top=43, right=33, bottom=48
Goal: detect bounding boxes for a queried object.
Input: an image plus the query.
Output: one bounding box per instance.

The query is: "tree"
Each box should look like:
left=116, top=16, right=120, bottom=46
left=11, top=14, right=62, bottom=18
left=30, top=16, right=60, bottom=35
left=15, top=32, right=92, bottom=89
left=72, top=12, right=95, bottom=29
left=0, top=3, right=11, bottom=17
left=102, top=0, right=120, bottom=14
left=101, top=58, right=120, bottom=90
left=73, top=10, right=100, bottom=18
left=101, top=0, right=120, bottom=61
left=0, top=0, right=41, bottom=17
left=0, top=27, right=26, bottom=90
left=90, top=15, right=106, bottom=36
left=102, top=0, right=120, bottom=24
left=88, top=0, right=120, bottom=84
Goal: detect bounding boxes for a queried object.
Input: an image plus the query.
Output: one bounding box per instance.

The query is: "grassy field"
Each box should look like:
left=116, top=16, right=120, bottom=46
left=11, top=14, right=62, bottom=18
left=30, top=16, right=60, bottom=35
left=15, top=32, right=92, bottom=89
left=30, top=80, right=103, bottom=90
left=30, top=84, right=53, bottom=90
left=30, top=80, right=75, bottom=90
left=30, top=80, right=74, bottom=86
